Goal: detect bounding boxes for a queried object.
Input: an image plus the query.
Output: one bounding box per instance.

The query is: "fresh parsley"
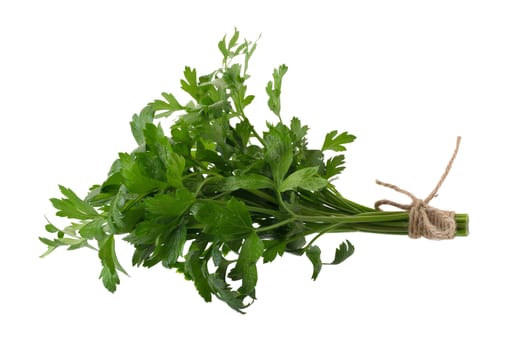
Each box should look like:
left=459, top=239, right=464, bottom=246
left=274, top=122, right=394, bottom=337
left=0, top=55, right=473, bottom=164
left=41, top=29, right=469, bottom=313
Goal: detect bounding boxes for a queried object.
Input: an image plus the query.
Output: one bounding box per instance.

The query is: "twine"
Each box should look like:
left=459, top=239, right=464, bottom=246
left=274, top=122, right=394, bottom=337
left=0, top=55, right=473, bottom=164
left=374, top=137, right=462, bottom=240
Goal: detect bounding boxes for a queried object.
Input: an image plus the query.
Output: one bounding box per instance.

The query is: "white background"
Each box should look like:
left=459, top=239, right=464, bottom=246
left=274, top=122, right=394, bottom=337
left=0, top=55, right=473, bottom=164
left=1, top=0, right=524, bottom=348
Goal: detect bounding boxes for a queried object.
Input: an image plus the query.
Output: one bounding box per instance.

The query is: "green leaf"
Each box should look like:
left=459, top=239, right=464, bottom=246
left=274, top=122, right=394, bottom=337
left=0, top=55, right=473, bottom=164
left=99, top=172, right=124, bottom=195
left=229, top=231, right=264, bottom=296
left=44, top=218, right=61, bottom=234
left=218, top=35, right=228, bottom=61
left=266, top=64, right=288, bottom=117
left=98, top=234, right=128, bottom=293
left=306, top=245, right=322, bottom=281
left=162, top=92, right=184, bottom=110
left=264, top=123, right=293, bottom=183
left=39, top=236, right=62, bottom=247
left=242, top=37, right=258, bottom=75
left=279, top=166, right=328, bottom=192
left=119, top=152, right=165, bottom=194
left=219, top=28, right=240, bottom=60
left=144, top=123, right=186, bottom=188
left=227, top=28, right=240, bottom=51
left=181, top=66, right=199, bottom=99
left=166, top=154, right=185, bottom=188
left=243, top=94, right=255, bottom=106
left=286, top=236, right=307, bottom=254
left=39, top=236, right=65, bottom=257
left=78, top=218, right=105, bottom=240
left=207, top=274, right=246, bottom=313
left=107, top=185, right=127, bottom=234
left=223, top=63, right=243, bottom=87
left=50, top=185, right=99, bottom=220
left=143, top=122, right=168, bottom=154
left=40, top=219, right=96, bottom=257
left=143, top=188, right=195, bottom=218
left=163, top=224, right=187, bottom=267
left=192, top=198, right=254, bottom=241
left=142, top=221, right=189, bottom=268
left=130, top=106, right=154, bottom=145
left=221, top=174, right=274, bottom=192
left=185, top=240, right=212, bottom=302
left=39, top=245, right=58, bottom=258
left=322, top=131, right=356, bottom=152
left=300, top=149, right=325, bottom=171
left=326, top=240, right=355, bottom=265
left=233, top=119, right=252, bottom=148
left=147, top=92, right=185, bottom=118
left=65, top=238, right=91, bottom=251
left=130, top=187, right=193, bottom=267
left=290, top=116, right=309, bottom=143
left=262, top=240, right=287, bottom=263
left=43, top=236, right=87, bottom=248
left=325, top=154, right=346, bottom=179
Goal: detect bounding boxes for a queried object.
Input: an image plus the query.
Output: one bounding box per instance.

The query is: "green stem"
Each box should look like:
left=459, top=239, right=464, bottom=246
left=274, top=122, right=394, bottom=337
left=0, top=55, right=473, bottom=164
left=248, top=189, right=277, bottom=205
left=122, top=192, right=151, bottom=212
left=194, top=175, right=223, bottom=197
left=251, top=207, right=469, bottom=240
left=301, top=212, right=469, bottom=237
left=239, top=112, right=266, bottom=147
left=296, top=211, right=409, bottom=224
left=245, top=205, right=280, bottom=216
left=302, top=223, right=344, bottom=251
left=251, top=185, right=470, bottom=242
left=277, top=191, right=299, bottom=217
left=255, top=217, right=296, bottom=233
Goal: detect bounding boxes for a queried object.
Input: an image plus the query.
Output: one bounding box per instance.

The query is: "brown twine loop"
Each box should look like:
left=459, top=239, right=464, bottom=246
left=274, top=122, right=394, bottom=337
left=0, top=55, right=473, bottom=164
left=374, top=137, right=462, bottom=240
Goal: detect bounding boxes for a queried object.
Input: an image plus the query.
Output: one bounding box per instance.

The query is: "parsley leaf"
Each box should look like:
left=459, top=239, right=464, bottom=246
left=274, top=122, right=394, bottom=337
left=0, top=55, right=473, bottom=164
left=98, top=234, right=128, bottom=293
left=322, top=130, right=356, bottom=152
left=50, top=185, right=99, bottom=220
left=279, top=166, right=328, bottom=192
left=221, top=174, right=274, bottom=192
left=229, top=231, right=264, bottom=296
left=325, top=154, right=346, bottom=179
left=143, top=188, right=195, bottom=218
left=192, top=198, right=254, bottom=242
left=264, top=123, right=293, bottom=183
left=306, top=245, right=322, bottom=281
left=118, top=152, right=166, bottom=194
left=185, top=240, right=213, bottom=302
left=208, top=274, right=246, bottom=313
left=130, top=106, right=154, bottom=145
left=326, top=240, right=355, bottom=265
left=266, top=64, right=288, bottom=118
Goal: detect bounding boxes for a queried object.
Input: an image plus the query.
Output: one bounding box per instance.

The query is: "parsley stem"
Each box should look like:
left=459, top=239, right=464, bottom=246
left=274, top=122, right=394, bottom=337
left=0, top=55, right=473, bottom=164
left=247, top=189, right=277, bottom=204
left=277, top=191, right=299, bottom=217
left=122, top=192, right=150, bottom=212
left=194, top=175, right=223, bottom=197
left=298, top=212, right=468, bottom=237
left=302, top=223, right=345, bottom=251
left=245, top=205, right=279, bottom=216
left=239, top=113, right=265, bottom=147
left=255, top=218, right=296, bottom=233
left=296, top=211, right=408, bottom=224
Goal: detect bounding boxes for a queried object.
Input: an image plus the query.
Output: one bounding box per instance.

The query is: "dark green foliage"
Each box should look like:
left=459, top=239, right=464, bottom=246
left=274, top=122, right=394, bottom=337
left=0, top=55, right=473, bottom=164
left=41, top=29, right=465, bottom=313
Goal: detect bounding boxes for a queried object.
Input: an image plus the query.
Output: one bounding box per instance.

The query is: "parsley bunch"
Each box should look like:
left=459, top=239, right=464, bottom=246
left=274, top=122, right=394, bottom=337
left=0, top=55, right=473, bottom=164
left=41, top=29, right=468, bottom=313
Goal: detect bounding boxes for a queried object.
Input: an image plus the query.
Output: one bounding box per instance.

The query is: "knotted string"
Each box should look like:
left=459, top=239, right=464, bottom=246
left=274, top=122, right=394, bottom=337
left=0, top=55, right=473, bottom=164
left=374, top=137, right=462, bottom=240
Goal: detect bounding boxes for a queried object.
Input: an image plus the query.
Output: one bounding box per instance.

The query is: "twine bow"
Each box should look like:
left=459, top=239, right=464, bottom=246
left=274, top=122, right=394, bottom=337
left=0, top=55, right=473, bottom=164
left=374, top=137, right=462, bottom=240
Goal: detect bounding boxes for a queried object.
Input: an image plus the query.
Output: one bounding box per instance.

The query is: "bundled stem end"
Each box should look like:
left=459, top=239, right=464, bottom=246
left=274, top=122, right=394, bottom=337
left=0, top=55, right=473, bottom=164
left=454, top=213, right=469, bottom=237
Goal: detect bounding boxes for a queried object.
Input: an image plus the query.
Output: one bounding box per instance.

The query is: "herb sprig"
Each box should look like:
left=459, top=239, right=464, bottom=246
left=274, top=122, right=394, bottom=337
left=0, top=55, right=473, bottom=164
left=41, top=29, right=468, bottom=313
